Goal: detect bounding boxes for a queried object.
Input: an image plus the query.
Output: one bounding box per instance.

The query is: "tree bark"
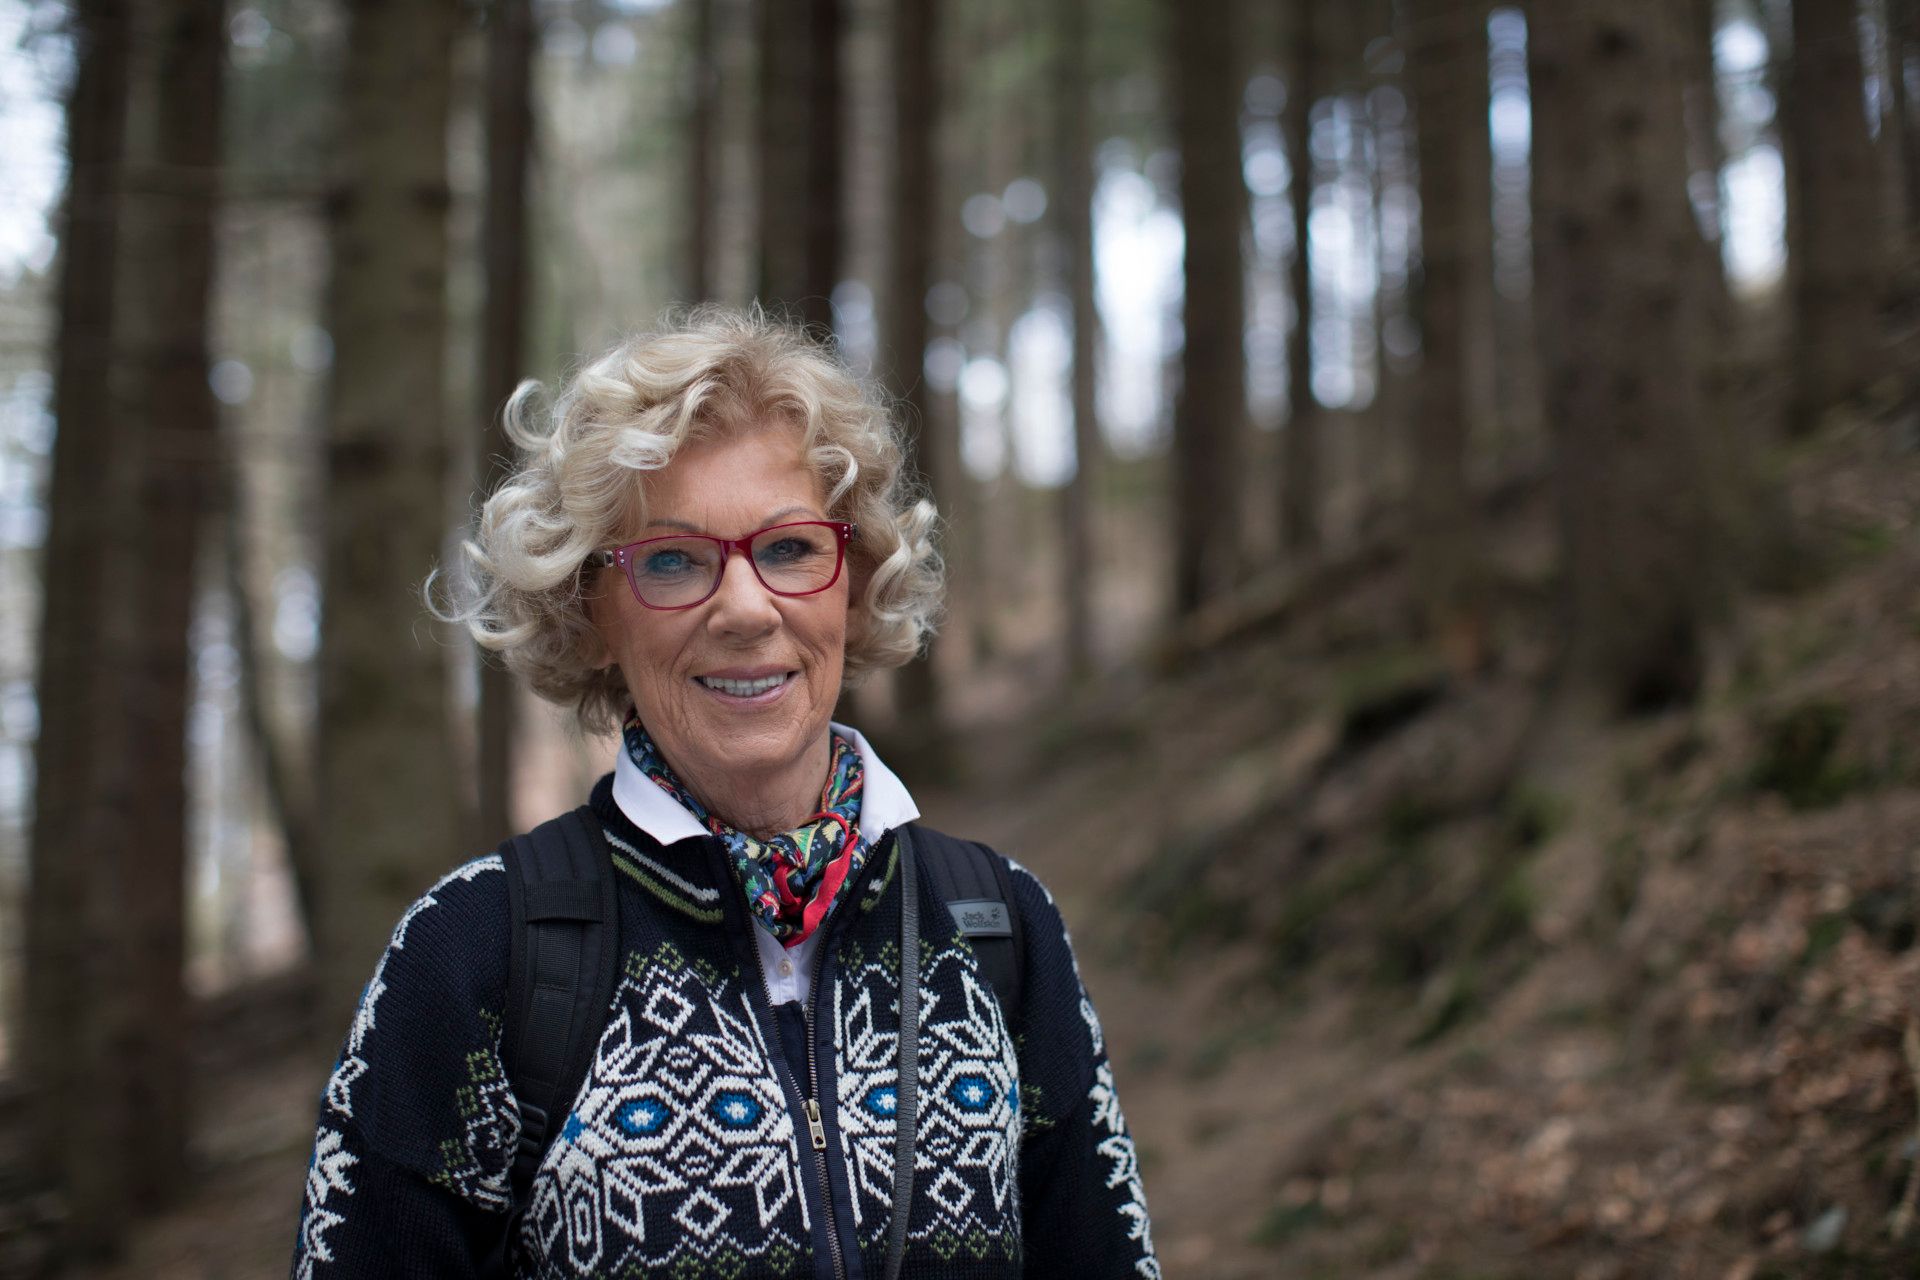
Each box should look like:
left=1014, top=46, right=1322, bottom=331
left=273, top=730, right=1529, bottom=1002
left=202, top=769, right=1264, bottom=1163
left=1168, top=0, right=1248, bottom=616
left=802, top=0, right=843, bottom=333
left=1784, top=0, right=1886, bottom=432
left=1528, top=0, right=1715, bottom=711
left=1895, top=0, right=1920, bottom=247
left=1282, top=0, right=1320, bottom=557
left=1056, top=0, right=1100, bottom=681
left=317, top=0, right=465, bottom=1027
left=27, top=0, right=224, bottom=1243
left=1459, top=0, right=1500, bottom=459
left=1407, top=0, right=1489, bottom=674
left=887, top=0, right=943, bottom=737
left=477, top=0, right=533, bottom=852
left=688, top=0, right=717, bottom=300
left=25, top=0, right=130, bottom=1252
left=113, top=0, right=225, bottom=1210
left=754, top=0, right=840, bottom=329
left=757, top=0, right=812, bottom=316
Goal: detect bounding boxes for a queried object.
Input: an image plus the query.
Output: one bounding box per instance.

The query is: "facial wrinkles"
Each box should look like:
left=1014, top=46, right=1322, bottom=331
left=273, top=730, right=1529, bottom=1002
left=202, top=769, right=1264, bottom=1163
left=595, top=424, right=849, bottom=834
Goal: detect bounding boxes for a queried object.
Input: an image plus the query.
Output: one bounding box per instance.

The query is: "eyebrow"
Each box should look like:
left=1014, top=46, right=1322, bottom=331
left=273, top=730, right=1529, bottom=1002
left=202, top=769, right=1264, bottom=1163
left=645, top=505, right=819, bottom=534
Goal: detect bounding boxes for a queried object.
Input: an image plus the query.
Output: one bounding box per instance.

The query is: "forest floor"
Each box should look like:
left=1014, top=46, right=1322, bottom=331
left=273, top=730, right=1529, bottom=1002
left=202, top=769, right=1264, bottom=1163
left=912, top=409, right=1920, bottom=1279
left=5, top=411, right=1918, bottom=1279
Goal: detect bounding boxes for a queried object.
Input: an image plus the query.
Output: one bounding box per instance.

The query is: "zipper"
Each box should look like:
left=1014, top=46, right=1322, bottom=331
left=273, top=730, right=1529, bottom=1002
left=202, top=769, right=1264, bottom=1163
left=731, top=830, right=894, bottom=1280
left=747, top=948, right=844, bottom=1280
left=799, top=916, right=846, bottom=1280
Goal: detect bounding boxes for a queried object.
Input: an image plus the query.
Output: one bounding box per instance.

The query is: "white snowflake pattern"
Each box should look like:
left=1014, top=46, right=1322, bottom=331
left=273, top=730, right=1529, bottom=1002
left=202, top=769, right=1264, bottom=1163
left=295, top=1124, right=359, bottom=1279
left=325, top=855, right=502, bottom=1120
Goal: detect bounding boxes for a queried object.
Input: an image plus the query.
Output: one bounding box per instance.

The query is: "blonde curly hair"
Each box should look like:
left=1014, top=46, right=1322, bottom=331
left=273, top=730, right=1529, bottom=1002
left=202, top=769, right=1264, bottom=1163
left=436, top=306, right=943, bottom=733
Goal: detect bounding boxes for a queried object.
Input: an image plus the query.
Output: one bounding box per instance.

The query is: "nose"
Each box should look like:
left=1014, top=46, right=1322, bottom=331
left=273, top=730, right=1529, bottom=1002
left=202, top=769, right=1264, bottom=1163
left=704, top=544, right=781, bottom=638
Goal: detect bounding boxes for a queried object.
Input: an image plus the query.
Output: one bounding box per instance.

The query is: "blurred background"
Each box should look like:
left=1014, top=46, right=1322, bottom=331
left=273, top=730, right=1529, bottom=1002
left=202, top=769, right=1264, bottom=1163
left=0, top=0, right=1917, bottom=1274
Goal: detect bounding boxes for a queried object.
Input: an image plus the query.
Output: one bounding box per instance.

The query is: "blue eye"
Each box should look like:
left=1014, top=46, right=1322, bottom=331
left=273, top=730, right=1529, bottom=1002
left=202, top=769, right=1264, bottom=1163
left=757, top=537, right=816, bottom=566
left=643, top=549, right=696, bottom=577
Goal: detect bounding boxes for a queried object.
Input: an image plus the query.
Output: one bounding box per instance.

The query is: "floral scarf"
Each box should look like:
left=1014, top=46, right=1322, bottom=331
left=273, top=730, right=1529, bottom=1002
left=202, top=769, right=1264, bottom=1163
left=622, top=715, right=867, bottom=948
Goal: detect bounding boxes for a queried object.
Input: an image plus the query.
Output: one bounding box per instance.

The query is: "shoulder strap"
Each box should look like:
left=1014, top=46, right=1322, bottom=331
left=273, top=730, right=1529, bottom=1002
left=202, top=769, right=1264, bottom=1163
left=500, top=805, right=620, bottom=1212
left=883, top=827, right=920, bottom=1280
left=909, top=825, right=1025, bottom=1030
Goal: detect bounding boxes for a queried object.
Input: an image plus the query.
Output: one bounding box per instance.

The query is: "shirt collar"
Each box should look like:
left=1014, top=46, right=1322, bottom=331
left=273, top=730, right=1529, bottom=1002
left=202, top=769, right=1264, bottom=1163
left=611, top=721, right=921, bottom=846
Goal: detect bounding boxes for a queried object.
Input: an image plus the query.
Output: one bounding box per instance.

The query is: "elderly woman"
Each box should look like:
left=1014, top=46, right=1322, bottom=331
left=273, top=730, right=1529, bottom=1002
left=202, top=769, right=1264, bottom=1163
left=291, top=309, right=1156, bottom=1279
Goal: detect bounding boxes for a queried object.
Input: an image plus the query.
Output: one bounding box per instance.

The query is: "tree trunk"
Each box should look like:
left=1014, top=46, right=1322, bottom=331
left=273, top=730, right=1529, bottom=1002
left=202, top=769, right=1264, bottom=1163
left=1407, top=0, right=1489, bottom=674
left=1056, top=0, right=1099, bottom=681
left=1685, top=0, right=1735, bottom=350
left=1459, top=0, right=1500, bottom=458
left=1686, top=0, right=1793, bottom=590
left=1528, top=0, right=1715, bottom=712
left=688, top=0, right=717, bottom=300
left=1282, top=0, right=1320, bottom=557
left=1168, top=0, right=1248, bottom=615
left=757, top=0, right=812, bottom=315
left=477, top=0, right=533, bottom=851
left=1895, top=0, right=1920, bottom=247
left=25, top=0, right=130, bottom=1252
left=1785, top=0, right=1886, bottom=432
left=113, top=0, right=224, bottom=1210
left=803, top=0, right=843, bottom=333
left=317, top=0, right=464, bottom=1027
left=27, top=0, right=223, bottom=1243
left=887, top=0, right=943, bottom=738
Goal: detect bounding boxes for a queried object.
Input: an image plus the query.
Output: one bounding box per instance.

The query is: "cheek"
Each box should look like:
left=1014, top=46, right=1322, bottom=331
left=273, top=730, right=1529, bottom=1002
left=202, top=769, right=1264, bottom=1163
left=840, top=563, right=869, bottom=649
left=840, top=601, right=866, bottom=654
left=582, top=583, right=618, bottom=670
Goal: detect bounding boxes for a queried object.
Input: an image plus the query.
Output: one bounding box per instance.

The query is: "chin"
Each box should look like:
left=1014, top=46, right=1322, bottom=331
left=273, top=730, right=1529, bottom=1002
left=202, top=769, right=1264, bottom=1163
left=698, top=710, right=822, bottom=766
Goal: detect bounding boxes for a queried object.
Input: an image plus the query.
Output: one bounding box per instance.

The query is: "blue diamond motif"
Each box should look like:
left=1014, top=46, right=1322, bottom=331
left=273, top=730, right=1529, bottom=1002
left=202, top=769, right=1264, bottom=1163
left=707, top=1089, right=764, bottom=1130
left=948, top=1074, right=995, bottom=1113
left=862, top=1084, right=898, bottom=1118
left=617, top=1097, right=670, bottom=1136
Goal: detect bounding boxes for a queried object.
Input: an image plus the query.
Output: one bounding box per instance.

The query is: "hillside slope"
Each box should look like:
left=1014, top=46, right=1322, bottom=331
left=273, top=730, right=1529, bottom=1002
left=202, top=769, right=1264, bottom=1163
left=917, top=419, right=1920, bottom=1278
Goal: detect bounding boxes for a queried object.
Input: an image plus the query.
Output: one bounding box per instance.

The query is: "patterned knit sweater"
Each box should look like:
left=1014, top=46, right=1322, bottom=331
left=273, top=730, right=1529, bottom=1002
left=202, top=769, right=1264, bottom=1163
left=291, top=776, right=1158, bottom=1279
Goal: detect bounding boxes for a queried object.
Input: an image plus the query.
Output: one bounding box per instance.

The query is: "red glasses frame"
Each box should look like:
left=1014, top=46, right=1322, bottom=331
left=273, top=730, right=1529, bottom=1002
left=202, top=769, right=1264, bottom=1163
left=587, top=519, right=857, bottom=611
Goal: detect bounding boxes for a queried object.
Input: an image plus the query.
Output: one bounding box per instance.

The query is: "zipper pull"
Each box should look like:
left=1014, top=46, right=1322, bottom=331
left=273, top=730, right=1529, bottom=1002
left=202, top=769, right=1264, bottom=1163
left=805, top=1098, right=828, bottom=1150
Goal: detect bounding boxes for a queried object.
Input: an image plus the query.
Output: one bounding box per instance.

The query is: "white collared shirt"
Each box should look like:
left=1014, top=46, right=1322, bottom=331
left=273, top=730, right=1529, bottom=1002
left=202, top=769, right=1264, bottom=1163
left=610, top=721, right=920, bottom=1009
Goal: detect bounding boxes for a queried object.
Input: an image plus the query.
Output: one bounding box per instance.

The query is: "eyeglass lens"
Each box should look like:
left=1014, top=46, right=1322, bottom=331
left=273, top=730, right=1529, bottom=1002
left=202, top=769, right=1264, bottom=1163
left=628, top=523, right=842, bottom=607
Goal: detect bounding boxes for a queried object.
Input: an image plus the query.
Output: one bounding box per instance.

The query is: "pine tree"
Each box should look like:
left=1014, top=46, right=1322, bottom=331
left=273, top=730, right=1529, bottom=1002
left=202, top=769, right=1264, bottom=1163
left=886, top=0, right=944, bottom=737
left=1056, top=0, right=1100, bottom=679
left=1282, top=0, right=1320, bottom=557
left=1169, top=0, right=1249, bottom=614
left=1407, top=0, right=1489, bottom=671
left=1784, top=0, right=1887, bottom=431
left=477, top=0, right=534, bottom=852
left=1528, top=0, right=1715, bottom=709
left=316, top=0, right=466, bottom=1026
left=25, top=0, right=131, bottom=1251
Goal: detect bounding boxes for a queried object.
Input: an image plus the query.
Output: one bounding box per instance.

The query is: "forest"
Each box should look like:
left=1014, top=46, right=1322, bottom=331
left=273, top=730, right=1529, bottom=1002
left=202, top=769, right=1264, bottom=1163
left=0, top=0, right=1917, bottom=1274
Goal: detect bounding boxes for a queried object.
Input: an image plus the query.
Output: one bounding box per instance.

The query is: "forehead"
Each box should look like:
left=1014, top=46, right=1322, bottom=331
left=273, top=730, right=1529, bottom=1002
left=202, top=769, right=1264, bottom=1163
left=637, top=420, right=826, bottom=530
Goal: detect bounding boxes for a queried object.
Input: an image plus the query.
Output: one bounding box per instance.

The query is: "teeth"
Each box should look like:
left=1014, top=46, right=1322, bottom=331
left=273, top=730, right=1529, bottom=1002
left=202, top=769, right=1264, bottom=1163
left=699, top=672, right=790, bottom=696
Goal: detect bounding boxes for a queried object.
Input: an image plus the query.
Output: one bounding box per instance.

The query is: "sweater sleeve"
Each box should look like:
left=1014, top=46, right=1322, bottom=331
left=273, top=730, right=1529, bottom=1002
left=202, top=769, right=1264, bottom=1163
left=1003, top=860, right=1160, bottom=1279
left=291, top=856, right=520, bottom=1279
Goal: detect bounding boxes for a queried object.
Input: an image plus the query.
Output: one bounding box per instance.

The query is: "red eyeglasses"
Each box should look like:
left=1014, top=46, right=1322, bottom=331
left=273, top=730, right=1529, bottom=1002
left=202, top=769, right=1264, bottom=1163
left=588, top=520, right=857, bottom=611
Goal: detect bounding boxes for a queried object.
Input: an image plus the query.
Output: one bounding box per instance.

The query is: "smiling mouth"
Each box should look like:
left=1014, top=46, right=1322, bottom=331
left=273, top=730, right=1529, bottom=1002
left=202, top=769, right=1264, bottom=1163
left=695, top=671, right=797, bottom=697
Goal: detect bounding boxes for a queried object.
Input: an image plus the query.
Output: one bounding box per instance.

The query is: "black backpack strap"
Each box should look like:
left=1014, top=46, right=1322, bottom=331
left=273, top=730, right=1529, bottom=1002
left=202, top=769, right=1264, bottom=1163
left=909, top=825, right=1025, bottom=1030
left=883, top=827, right=920, bottom=1280
left=500, top=805, right=620, bottom=1217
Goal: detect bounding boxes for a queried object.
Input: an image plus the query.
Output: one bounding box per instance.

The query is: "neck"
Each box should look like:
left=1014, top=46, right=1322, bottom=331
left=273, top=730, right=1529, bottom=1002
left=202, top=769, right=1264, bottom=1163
left=675, top=732, right=833, bottom=839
